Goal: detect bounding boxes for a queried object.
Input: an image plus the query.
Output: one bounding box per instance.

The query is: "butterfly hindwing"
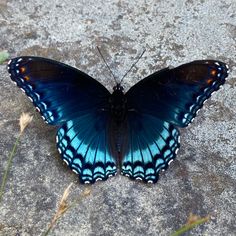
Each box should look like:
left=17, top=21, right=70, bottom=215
left=57, top=111, right=117, bottom=183
left=121, top=113, right=180, bottom=183
left=126, top=60, right=229, bottom=127
left=8, top=56, right=117, bottom=183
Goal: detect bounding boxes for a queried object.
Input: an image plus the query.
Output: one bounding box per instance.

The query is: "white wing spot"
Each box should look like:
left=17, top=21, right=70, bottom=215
left=147, top=180, right=153, bottom=184
left=8, top=60, right=12, bottom=65
left=20, top=88, right=25, bottom=93
left=72, top=169, right=79, bottom=174
left=58, top=148, right=62, bottom=154
left=168, top=159, right=174, bottom=165
left=17, top=58, right=23, bottom=62
left=28, top=96, right=33, bottom=102
left=175, top=148, right=179, bottom=154
left=136, top=177, right=142, bottom=181
left=63, top=159, right=69, bottom=165
left=177, top=136, right=180, bottom=143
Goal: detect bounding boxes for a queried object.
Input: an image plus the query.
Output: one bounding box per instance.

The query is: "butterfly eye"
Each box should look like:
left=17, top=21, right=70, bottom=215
left=113, top=84, right=124, bottom=91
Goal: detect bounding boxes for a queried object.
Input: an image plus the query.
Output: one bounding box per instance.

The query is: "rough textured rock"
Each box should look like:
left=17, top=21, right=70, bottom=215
left=0, top=0, right=235, bottom=235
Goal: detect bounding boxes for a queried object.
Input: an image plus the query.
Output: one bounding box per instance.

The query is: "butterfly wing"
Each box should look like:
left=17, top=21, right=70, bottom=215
left=126, top=60, right=229, bottom=127
left=8, top=56, right=117, bottom=183
left=121, top=112, right=180, bottom=183
left=122, top=60, right=228, bottom=182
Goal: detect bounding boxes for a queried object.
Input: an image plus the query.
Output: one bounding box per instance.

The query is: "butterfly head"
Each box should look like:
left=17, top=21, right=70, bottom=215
left=113, top=83, right=124, bottom=92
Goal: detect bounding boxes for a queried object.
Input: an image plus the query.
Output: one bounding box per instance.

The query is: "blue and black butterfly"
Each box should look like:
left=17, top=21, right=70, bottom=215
left=7, top=55, right=229, bottom=184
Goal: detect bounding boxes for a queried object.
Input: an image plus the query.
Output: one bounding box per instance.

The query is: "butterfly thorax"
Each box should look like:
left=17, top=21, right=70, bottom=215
left=109, top=84, right=127, bottom=124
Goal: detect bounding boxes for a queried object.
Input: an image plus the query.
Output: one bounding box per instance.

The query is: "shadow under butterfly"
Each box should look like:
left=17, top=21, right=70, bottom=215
left=7, top=49, right=229, bottom=184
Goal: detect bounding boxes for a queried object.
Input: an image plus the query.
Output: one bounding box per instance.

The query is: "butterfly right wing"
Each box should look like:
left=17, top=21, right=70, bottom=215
left=121, top=60, right=228, bottom=183
left=126, top=60, right=229, bottom=127
left=121, top=112, right=180, bottom=183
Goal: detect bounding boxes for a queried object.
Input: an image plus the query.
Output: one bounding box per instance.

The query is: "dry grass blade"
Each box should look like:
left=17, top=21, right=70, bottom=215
left=0, top=113, right=33, bottom=204
left=19, top=112, right=33, bottom=135
left=44, top=184, right=91, bottom=236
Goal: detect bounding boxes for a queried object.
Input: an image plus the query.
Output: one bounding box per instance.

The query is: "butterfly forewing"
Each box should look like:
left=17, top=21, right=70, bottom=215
left=126, top=60, right=228, bottom=127
left=8, top=57, right=111, bottom=124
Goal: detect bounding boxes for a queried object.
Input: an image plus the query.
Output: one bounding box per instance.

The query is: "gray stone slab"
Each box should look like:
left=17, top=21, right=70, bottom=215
left=0, top=0, right=235, bottom=235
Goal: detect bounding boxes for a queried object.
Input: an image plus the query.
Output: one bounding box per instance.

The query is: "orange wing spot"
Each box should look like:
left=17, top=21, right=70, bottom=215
left=24, top=76, right=30, bottom=81
left=206, top=78, right=213, bottom=84
left=20, top=67, right=26, bottom=73
left=210, top=69, right=217, bottom=76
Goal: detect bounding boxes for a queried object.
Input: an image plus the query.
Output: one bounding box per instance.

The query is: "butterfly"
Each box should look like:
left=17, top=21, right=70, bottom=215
left=7, top=55, right=229, bottom=184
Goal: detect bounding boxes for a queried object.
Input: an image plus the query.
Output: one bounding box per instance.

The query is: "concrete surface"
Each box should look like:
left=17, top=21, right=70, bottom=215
left=0, top=0, right=235, bottom=235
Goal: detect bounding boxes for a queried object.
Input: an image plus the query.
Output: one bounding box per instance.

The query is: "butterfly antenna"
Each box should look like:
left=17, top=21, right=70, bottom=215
left=97, top=46, right=118, bottom=84
left=119, top=49, right=146, bottom=85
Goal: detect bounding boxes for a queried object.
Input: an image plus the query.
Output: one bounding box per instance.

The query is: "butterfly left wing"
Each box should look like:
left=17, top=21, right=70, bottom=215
left=8, top=56, right=117, bottom=183
left=56, top=111, right=117, bottom=183
left=7, top=56, right=110, bottom=124
left=122, top=60, right=229, bottom=183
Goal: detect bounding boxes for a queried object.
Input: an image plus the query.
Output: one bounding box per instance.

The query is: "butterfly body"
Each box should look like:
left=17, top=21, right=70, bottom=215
left=109, top=85, right=127, bottom=124
left=7, top=56, right=229, bottom=184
